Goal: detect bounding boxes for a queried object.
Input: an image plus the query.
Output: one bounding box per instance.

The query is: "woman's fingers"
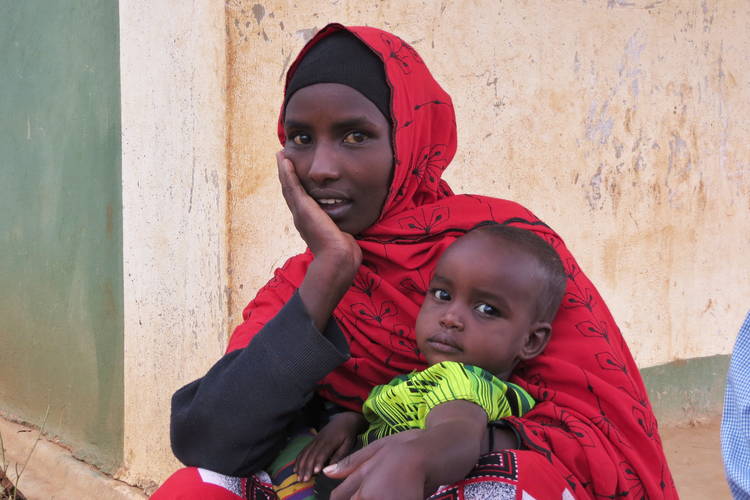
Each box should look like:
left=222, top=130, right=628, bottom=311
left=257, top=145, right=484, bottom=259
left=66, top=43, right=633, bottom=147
left=329, top=436, right=353, bottom=465
left=328, top=467, right=366, bottom=500
left=327, top=452, right=420, bottom=500
left=325, top=432, right=427, bottom=500
left=323, top=439, right=383, bottom=478
left=276, top=151, right=307, bottom=215
left=276, top=150, right=346, bottom=255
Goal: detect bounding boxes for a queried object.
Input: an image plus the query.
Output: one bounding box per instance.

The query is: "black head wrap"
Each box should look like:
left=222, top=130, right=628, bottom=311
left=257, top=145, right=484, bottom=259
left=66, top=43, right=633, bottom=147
left=285, top=31, right=391, bottom=123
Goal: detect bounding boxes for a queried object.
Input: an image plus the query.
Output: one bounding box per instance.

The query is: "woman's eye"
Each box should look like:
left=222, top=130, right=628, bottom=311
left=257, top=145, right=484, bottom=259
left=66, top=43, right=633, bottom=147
left=475, top=303, right=500, bottom=317
left=343, top=131, right=367, bottom=144
left=291, top=133, right=311, bottom=145
left=431, top=288, right=450, bottom=301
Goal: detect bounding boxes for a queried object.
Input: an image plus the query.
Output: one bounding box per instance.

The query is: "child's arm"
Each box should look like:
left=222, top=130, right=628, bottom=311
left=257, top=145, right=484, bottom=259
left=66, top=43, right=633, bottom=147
left=295, top=411, right=366, bottom=482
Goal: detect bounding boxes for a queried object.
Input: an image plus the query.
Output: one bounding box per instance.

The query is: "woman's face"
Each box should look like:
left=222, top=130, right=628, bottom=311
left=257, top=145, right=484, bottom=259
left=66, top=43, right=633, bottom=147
left=283, top=83, right=393, bottom=235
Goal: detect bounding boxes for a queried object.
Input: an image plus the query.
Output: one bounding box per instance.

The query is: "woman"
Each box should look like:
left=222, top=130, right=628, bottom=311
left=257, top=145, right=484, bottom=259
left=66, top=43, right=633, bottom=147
left=155, top=24, right=676, bottom=499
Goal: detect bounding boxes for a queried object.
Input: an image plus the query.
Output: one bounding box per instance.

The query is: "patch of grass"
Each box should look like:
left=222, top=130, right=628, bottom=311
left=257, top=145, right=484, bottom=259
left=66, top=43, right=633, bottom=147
left=0, top=406, right=49, bottom=500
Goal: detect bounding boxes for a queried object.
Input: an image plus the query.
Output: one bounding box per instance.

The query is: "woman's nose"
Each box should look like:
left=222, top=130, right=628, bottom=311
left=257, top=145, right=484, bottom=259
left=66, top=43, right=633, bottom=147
left=307, top=142, right=341, bottom=185
left=439, top=310, right=464, bottom=331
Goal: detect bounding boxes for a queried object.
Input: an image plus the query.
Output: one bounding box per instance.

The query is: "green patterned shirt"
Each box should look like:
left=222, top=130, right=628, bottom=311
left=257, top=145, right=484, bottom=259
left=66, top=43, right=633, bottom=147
left=360, top=361, right=534, bottom=445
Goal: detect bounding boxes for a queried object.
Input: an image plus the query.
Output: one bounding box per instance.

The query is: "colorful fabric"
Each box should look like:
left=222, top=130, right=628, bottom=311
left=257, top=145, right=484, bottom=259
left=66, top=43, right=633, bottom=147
left=267, top=432, right=316, bottom=500
left=722, top=310, right=750, bottom=499
left=361, top=362, right=534, bottom=445
left=225, top=23, right=677, bottom=499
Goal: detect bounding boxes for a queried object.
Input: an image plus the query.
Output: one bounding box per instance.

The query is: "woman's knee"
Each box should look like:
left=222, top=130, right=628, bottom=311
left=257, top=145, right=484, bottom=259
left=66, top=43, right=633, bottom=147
left=150, top=467, right=246, bottom=500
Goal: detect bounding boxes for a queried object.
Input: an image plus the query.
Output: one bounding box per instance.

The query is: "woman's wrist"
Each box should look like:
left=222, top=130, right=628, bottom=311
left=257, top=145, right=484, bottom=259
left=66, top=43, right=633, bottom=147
left=487, top=420, right=522, bottom=451
left=421, top=401, right=487, bottom=487
left=299, top=251, right=358, bottom=330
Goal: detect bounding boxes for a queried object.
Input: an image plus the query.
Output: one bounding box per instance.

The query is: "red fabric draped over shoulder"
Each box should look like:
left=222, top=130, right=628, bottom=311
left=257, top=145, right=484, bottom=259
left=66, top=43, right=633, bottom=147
left=226, top=23, right=677, bottom=499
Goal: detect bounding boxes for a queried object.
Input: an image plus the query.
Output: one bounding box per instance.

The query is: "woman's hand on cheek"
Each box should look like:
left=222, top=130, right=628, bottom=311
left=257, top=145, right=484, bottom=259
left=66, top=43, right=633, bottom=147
left=276, top=151, right=362, bottom=271
left=277, top=151, right=362, bottom=330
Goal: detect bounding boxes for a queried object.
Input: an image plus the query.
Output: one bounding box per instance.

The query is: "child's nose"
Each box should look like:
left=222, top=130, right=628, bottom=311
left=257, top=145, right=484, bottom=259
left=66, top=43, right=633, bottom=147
left=439, top=311, right=464, bottom=331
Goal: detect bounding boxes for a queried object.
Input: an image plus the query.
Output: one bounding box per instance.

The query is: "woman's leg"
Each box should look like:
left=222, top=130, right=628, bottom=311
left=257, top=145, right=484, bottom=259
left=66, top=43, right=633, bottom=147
left=152, top=431, right=317, bottom=499
left=151, top=467, right=277, bottom=500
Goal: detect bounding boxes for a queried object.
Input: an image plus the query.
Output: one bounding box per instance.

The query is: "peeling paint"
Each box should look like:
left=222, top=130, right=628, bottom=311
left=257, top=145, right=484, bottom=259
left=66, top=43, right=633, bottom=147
left=585, top=100, right=614, bottom=145
left=296, top=27, right=318, bottom=42
left=252, top=4, right=266, bottom=24
left=608, top=0, right=635, bottom=8
left=587, top=164, right=604, bottom=210
left=278, top=51, right=292, bottom=83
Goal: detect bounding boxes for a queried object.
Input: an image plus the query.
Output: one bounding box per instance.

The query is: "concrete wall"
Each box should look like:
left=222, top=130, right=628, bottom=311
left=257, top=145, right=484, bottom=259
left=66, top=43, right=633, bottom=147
left=0, top=1, right=123, bottom=472
left=118, top=0, right=228, bottom=489
left=226, top=0, right=750, bottom=373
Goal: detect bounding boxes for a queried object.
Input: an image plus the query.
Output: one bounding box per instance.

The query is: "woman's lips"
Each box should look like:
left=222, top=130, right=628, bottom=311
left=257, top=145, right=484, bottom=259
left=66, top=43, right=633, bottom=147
left=316, top=198, right=352, bottom=218
left=309, top=188, right=352, bottom=219
left=317, top=198, right=346, bottom=205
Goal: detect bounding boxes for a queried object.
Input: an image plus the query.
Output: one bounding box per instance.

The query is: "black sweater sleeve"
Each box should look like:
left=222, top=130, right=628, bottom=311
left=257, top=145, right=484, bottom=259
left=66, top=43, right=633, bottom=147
left=170, top=291, right=350, bottom=476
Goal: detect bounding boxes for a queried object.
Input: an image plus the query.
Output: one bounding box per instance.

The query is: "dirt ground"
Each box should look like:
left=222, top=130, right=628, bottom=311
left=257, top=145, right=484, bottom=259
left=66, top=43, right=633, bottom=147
left=661, top=416, right=731, bottom=499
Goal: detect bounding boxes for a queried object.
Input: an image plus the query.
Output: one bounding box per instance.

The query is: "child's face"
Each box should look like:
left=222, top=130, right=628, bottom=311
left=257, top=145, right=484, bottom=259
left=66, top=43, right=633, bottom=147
left=283, top=83, right=393, bottom=236
left=415, top=231, right=547, bottom=379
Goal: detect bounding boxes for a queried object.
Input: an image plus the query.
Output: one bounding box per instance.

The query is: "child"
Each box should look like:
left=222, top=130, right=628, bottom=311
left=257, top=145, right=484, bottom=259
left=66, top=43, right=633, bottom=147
left=295, top=223, right=568, bottom=496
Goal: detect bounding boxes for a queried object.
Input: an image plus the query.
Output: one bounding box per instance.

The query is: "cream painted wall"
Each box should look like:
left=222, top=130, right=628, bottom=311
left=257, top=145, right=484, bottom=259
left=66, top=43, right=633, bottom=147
left=116, top=0, right=750, bottom=486
left=119, top=1, right=228, bottom=489
left=226, top=0, right=749, bottom=371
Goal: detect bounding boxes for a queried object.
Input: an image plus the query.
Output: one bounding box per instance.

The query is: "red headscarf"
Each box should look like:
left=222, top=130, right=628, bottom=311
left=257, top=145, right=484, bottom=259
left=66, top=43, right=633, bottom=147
left=227, top=24, right=677, bottom=500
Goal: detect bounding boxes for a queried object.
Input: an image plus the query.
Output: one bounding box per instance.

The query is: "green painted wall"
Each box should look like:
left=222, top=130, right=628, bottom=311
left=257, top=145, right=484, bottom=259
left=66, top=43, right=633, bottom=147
left=0, top=1, right=123, bottom=471
left=642, top=355, right=729, bottom=426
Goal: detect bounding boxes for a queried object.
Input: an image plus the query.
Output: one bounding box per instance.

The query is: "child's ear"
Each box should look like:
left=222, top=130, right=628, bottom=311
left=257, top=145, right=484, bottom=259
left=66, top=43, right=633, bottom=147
left=519, top=322, right=552, bottom=361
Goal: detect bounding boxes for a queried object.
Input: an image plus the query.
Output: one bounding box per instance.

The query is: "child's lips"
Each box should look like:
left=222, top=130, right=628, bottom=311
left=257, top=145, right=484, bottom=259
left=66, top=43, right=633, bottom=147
left=426, top=334, right=461, bottom=353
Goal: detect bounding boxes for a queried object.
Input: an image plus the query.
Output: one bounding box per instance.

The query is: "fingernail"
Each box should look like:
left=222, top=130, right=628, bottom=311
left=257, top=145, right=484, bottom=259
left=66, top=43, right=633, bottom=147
left=323, top=464, right=337, bottom=474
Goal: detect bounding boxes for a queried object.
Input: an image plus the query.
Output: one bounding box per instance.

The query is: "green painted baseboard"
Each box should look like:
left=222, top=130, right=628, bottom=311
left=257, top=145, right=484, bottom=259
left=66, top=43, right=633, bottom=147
left=641, top=354, right=729, bottom=426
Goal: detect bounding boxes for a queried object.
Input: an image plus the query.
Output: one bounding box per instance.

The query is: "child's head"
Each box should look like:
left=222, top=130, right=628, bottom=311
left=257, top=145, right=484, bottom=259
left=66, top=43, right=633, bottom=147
left=415, top=224, right=567, bottom=379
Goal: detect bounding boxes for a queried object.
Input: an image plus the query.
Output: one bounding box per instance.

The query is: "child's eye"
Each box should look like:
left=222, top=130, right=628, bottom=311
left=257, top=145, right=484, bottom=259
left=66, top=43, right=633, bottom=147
left=291, top=133, right=311, bottom=145
left=343, top=131, right=367, bottom=144
left=475, top=303, right=500, bottom=317
left=430, top=288, right=451, bottom=301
